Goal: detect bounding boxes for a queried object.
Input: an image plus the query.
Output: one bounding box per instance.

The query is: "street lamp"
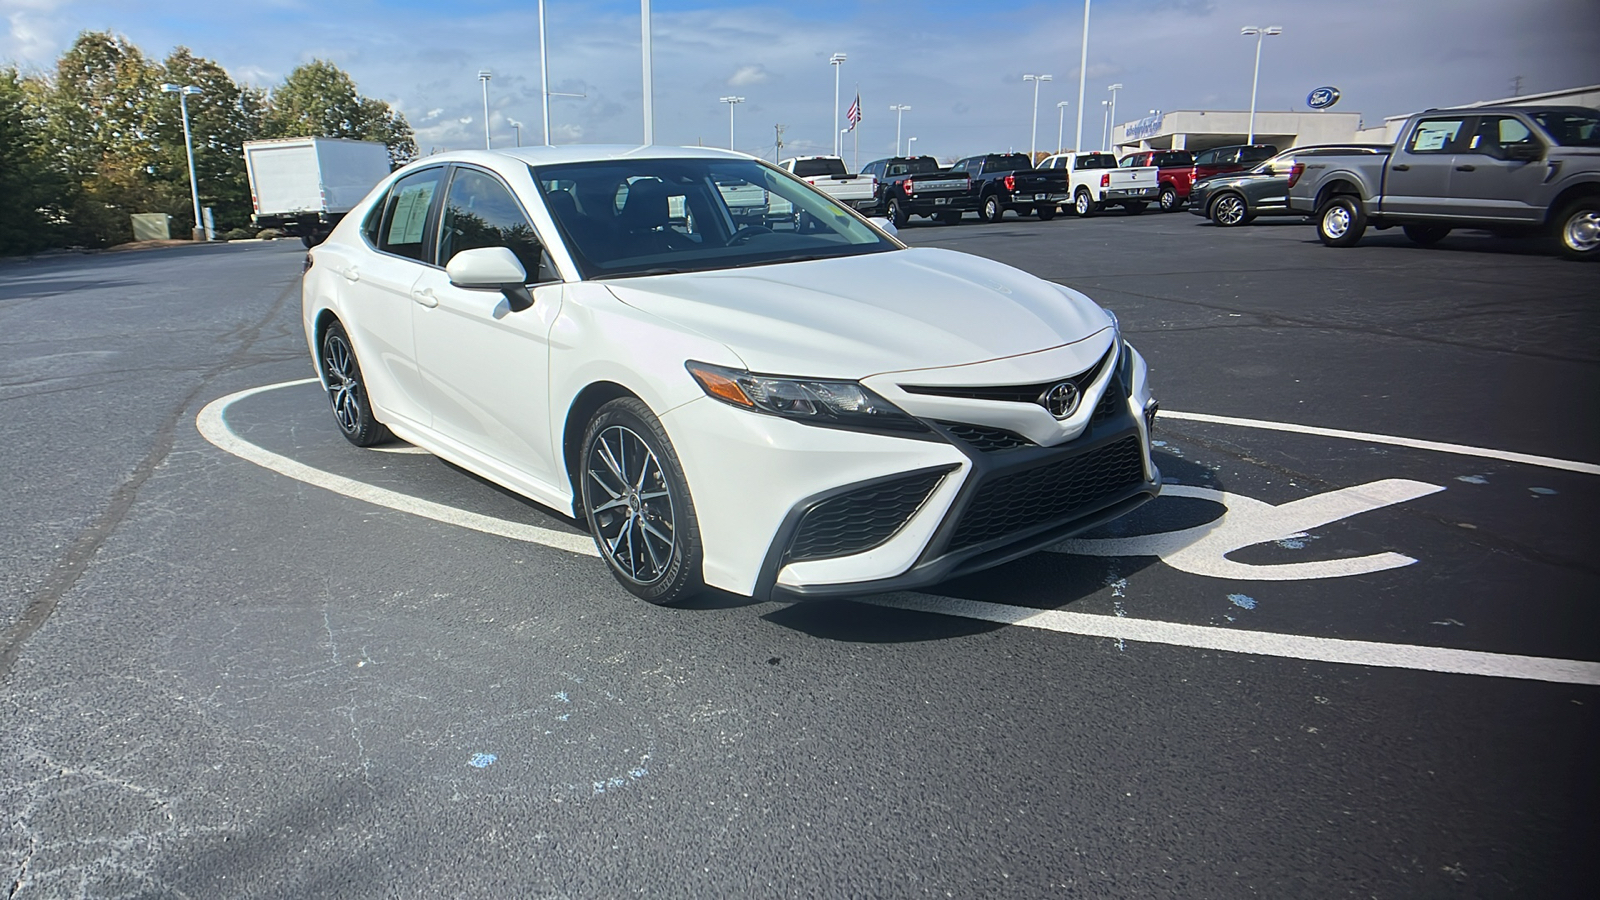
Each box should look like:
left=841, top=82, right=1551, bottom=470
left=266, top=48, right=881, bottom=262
left=889, top=104, right=911, bottom=156
left=720, top=96, right=745, bottom=151
left=1056, top=100, right=1070, bottom=153
left=160, top=83, right=205, bottom=241
left=1023, top=74, right=1052, bottom=161
left=906, top=136, right=917, bottom=157
left=1106, top=83, right=1123, bottom=151
left=1100, top=99, right=1111, bottom=152
left=1073, top=0, right=1092, bottom=153
left=478, top=69, right=492, bottom=149
left=509, top=118, right=523, bottom=147
left=642, top=0, right=655, bottom=143
left=1240, top=25, right=1282, bottom=144
left=829, top=53, right=847, bottom=156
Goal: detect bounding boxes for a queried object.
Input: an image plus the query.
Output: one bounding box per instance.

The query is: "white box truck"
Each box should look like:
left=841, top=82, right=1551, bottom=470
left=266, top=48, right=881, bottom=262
left=242, top=137, right=393, bottom=247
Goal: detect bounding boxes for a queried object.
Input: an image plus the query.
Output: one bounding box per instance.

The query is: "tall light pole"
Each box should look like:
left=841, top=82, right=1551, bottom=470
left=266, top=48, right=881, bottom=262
left=1074, top=0, right=1092, bottom=152
left=161, top=83, right=205, bottom=241
left=642, top=0, right=655, bottom=144
left=1106, top=83, right=1123, bottom=152
left=539, top=0, right=551, bottom=145
left=906, top=136, right=917, bottom=157
left=1023, top=74, right=1052, bottom=161
left=478, top=70, right=492, bottom=149
left=888, top=104, right=911, bottom=156
left=509, top=119, right=523, bottom=147
left=720, top=96, right=745, bottom=151
left=829, top=53, right=847, bottom=156
left=1240, top=26, right=1282, bottom=144
left=1100, top=100, right=1111, bottom=152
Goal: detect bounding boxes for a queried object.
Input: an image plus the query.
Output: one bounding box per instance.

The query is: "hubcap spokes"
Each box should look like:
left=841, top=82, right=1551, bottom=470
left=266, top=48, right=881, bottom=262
left=1218, top=197, right=1243, bottom=225
left=324, top=336, right=361, bottom=431
left=1565, top=211, right=1600, bottom=252
left=587, top=425, right=675, bottom=584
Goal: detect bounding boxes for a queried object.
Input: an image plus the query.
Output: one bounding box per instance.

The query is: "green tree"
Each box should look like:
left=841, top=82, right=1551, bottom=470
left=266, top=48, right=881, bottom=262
left=0, top=67, right=71, bottom=255
left=265, top=60, right=415, bottom=166
left=153, top=47, right=268, bottom=232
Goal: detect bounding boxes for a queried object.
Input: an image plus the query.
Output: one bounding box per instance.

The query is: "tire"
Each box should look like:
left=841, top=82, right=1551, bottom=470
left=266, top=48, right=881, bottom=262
left=1210, top=193, right=1251, bottom=227
left=1402, top=223, right=1452, bottom=246
left=1159, top=185, right=1180, bottom=212
left=1036, top=205, right=1057, bottom=221
left=319, top=321, right=393, bottom=447
left=1125, top=202, right=1147, bottom=215
left=1073, top=189, right=1095, bottom=218
left=1316, top=195, right=1367, bottom=247
left=1554, top=197, right=1600, bottom=261
left=580, top=398, right=705, bottom=605
left=888, top=196, right=910, bottom=228
left=937, top=210, right=962, bottom=225
left=979, top=194, right=1005, bottom=223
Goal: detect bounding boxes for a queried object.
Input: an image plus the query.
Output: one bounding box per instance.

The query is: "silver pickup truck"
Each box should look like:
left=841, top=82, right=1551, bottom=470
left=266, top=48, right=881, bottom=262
left=1287, top=105, right=1600, bottom=260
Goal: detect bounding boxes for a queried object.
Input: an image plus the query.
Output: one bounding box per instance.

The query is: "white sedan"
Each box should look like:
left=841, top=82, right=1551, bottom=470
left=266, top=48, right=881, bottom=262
left=302, top=145, right=1160, bottom=604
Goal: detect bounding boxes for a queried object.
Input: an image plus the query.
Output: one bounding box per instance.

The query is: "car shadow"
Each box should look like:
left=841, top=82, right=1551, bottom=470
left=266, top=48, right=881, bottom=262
left=1318, top=228, right=1557, bottom=258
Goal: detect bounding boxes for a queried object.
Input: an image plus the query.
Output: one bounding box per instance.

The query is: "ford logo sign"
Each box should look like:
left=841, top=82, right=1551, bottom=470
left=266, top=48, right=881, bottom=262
left=1307, top=86, right=1341, bottom=110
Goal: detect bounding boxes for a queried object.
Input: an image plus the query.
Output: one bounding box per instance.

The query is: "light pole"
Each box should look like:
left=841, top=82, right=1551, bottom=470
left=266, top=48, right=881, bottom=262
left=509, top=119, right=523, bottom=147
left=539, top=0, right=551, bottom=145
left=642, top=0, right=655, bottom=143
left=1074, top=0, right=1092, bottom=152
left=161, top=83, right=205, bottom=241
left=829, top=53, right=847, bottom=156
left=906, top=136, right=917, bottom=157
left=889, top=104, right=911, bottom=156
left=1100, top=100, right=1111, bottom=152
left=1023, top=74, right=1052, bottom=161
left=1056, top=100, right=1070, bottom=153
left=720, top=96, right=745, bottom=151
left=1106, top=83, right=1123, bottom=152
left=1240, top=26, right=1282, bottom=144
left=478, top=70, right=492, bottom=149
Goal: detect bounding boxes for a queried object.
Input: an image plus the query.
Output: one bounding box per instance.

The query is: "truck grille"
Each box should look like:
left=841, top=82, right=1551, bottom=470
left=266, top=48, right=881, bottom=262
left=787, top=470, right=948, bottom=562
left=947, top=436, right=1145, bottom=550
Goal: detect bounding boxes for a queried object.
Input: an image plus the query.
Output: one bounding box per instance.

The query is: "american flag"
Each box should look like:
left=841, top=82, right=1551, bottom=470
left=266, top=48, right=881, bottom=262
left=846, top=93, right=861, bottom=131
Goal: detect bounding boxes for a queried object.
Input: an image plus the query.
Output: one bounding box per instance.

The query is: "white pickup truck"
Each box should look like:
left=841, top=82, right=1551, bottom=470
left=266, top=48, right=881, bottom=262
left=1039, top=151, right=1160, bottom=217
left=778, top=156, right=878, bottom=212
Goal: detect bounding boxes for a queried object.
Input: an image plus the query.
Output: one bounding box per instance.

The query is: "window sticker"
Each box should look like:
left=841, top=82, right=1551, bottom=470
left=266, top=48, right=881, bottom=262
left=1411, top=120, right=1461, bottom=152
left=387, top=183, right=435, bottom=245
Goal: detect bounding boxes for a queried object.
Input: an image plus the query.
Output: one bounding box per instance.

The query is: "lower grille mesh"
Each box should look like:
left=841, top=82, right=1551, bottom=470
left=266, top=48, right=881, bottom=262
left=788, top=470, right=947, bottom=562
left=948, top=436, right=1145, bottom=550
left=1091, top=380, right=1125, bottom=426
left=940, top=423, right=1035, bottom=452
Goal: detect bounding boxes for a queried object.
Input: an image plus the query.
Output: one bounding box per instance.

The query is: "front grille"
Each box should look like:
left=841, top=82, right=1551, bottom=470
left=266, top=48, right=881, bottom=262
left=1091, top=379, right=1125, bottom=426
left=940, top=423, right=1035, bottom=452
left=788, top=470, right=948, bottom=562
left=948, top=436, right=1145, bottom=550
left=899, top=345, right=1114, bottom=404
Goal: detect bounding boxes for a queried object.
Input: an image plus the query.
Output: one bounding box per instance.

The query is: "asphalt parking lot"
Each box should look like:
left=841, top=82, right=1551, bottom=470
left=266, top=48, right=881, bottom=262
left=3, top=212, right=1597, bottom=898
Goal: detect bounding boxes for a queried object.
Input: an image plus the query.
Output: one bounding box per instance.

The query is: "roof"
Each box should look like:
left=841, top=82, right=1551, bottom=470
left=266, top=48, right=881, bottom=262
left=418, top=144, right=752, bottom=168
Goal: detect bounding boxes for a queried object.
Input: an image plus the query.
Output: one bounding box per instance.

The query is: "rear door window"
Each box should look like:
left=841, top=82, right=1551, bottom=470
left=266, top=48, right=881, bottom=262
left=1193, top=149, right=1218, bottom=166
left=377, top=167, right=444, bottom=262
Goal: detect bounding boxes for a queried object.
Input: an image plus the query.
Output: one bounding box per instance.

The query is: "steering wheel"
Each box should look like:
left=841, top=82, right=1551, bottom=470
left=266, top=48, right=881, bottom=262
left=727, top=224, right=773, bottom=246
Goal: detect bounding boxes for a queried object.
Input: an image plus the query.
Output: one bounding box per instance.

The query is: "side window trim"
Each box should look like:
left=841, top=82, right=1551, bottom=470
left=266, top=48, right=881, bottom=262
left=437, top=162, right=560, bottom=285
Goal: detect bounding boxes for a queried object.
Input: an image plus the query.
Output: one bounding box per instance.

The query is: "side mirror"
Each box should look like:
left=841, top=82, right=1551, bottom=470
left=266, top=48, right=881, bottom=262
left=1504, top=142, right=1542, bottom=162
left=446, top=246, right=534, bottom=312
left=868, top=217, right=899, bottom=237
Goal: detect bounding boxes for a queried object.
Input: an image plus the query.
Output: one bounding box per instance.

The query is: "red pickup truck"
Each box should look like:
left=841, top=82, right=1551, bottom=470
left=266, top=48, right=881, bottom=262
left=1118, top=149, right=1195, bottom=212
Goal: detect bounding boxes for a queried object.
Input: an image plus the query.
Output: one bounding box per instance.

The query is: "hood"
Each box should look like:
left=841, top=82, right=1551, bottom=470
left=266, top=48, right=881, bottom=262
left=602, top=247, right=1112, bottom=378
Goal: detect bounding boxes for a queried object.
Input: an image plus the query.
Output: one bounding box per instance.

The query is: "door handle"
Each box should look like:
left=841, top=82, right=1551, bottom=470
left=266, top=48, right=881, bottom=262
left=411, top=287, right=438, bottom=308
left=1390, top=164, right=1411, bottom=171
left=1455, top=164, right=1476, bottom=172
left=340, top=266, right=359, bottom=282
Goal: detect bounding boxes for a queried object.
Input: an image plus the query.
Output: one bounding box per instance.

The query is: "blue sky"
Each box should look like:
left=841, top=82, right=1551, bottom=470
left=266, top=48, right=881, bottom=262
left=4, top=0, right=1598, bottom=161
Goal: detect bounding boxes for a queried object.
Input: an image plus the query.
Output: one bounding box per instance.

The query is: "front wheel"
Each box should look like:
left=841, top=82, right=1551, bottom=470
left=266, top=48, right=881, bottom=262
left=1403, top=223, right=1451, bottom=246
left=1159, top=185, right=1180, bottom=212
left=1316, top=196, right=1367, bottom=247
left=1211, top=193, right=1251, bottom=227
left=979, top=194, right=1005, bottom=223
left=320, top=321, right=392, bottom=447
left=581, top=398, right=705, bottom=605
left=1555, top=198, right=1600, bottom=261
left=1073, top=189, right=1095, bottom=217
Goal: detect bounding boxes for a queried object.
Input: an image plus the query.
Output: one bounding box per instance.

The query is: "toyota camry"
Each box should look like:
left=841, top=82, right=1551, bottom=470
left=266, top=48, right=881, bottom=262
left=301, top=145, right=1160, bottom=605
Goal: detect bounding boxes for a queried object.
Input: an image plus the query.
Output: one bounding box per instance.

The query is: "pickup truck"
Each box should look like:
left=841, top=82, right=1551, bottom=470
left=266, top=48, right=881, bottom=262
left=948, top=153, right=1070, bottom=222
left=1287, top=105, right=1600, bottom=260
left=1039, top=151, right=1160, bottom=217
left=858, top=155, right=974, bottom=226
left=778, top=156, right=878, bottom=212
left=1118, top=149, right=1195, bottom=211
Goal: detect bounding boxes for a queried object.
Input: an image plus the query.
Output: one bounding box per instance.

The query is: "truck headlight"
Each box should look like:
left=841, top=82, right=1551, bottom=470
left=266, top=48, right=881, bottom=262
left=687, top=361, right=928, bottom=434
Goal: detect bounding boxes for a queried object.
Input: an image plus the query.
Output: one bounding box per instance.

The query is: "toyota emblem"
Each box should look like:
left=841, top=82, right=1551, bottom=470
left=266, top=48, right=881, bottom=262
left=1040, top=382, right=1080, bottom=419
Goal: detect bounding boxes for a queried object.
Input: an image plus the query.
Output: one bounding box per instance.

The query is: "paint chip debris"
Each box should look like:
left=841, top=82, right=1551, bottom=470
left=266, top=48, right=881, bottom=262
left=1228, top=593, right=1257, bottom=610
left=1529, top=487, right=1557, bottom=496
left=468, top=753, right=497, bottom=768
left=1455, top=475, right=1488, bottom=484
left=1431, top=618, right=1465, bottom=627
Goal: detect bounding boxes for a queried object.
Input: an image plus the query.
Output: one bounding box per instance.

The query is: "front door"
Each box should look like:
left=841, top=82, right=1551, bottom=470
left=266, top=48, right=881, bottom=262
left=1449, top=115, right=1551, bottom=223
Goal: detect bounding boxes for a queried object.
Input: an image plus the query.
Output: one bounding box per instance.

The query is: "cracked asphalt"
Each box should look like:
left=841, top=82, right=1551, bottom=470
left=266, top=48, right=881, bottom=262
left=2, top=217, right=1596, bottom=899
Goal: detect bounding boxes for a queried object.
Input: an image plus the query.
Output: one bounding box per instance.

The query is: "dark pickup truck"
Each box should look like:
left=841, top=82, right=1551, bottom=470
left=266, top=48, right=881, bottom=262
left=948, top=153, right=1071, bottom=222
left=1288, top=105, right=1600, bottom=260
left=859, top=155, right=975, bottom=226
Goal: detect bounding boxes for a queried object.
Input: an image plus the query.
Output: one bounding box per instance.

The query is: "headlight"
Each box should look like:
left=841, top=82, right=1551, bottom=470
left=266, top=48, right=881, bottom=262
left=686, top=361, right=928, bottom=434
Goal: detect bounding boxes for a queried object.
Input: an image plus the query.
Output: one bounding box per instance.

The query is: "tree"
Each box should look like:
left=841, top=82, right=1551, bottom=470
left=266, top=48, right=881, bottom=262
left=265, top=61, right=415, bottom=166
left=0, top=67, right=71, bottom=255
left=153, top=47, right=268, bottom=232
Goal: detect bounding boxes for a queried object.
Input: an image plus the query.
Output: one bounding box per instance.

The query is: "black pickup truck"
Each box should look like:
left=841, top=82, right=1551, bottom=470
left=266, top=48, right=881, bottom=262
left=948, top=153, right=1071, bottom=222
left=859, top=155, right=975, bottom=226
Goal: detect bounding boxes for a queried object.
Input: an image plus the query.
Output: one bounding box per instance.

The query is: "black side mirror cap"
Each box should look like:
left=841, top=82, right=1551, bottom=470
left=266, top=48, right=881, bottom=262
left=1505, top=142, right=1543, bottom=162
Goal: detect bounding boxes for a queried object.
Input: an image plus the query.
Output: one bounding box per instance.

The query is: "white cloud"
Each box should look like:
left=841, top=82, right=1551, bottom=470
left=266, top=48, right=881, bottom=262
left=728, top=64, right=769, bottom=87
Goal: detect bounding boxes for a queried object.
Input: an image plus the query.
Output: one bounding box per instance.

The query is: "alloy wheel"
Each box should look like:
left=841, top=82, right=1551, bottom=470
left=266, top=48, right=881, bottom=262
left=586, top=425, right=676, bottom=585
left=1214, top=195, right=1246, bottom=226
left=323, top=332, right=362, bottom=433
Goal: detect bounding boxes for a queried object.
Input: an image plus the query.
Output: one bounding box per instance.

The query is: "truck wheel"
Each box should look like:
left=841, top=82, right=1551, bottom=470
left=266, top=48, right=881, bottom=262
left=1402, top=223, right=1451, bottom=246
left=979, top=194, right=1005, bottom=223
left=1554, top=198, right=1600, bottom=261
left=1125, top=202, right=1147, bottom=216
left=1073, top=189, right=1095, bottom=218
left=1037, top=206, right=1057, bottom=221
left=1159, top=185, right=1180, bottom=212
left=1211, top=193, right=1251, bottom=227
left=888, top=197, right=910, bottom=228
left=937, top=210, right=962, bottom=225
left=1316, top=196, right=1366, bottom=247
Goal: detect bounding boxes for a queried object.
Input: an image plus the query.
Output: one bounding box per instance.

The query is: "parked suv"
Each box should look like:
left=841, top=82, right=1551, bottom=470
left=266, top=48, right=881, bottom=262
left=1188, top=145, right=1389, bottom=226
left=1189, top=144, right=1279, bottom=185
left=1118, top=149, right=1195, bottom=211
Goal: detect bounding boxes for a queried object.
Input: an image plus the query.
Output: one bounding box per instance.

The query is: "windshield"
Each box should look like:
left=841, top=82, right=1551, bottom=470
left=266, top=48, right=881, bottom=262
left=791, top=158, right=848, bottom=177
left=533, top=158, right=897, bottom=279
left=1529, top=110, right=1600, bottom=147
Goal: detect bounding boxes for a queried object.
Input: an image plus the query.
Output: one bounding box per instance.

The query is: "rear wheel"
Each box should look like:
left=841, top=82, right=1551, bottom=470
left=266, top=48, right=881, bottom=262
left=888, top=196, right=910, bottom=228
left=1316, top=195, right=1367, bottom=247
left=1159, top=185, right=1180, bottom=211
left=1554, top=197, right=1600, bottom=261
left=1211, top=193, right=1251, bottom=227
left=1073, top=189, right=1095, bottom=217
left=1403, top=223, right=1452, bottom=246
left=319, top=321, right=392, bottom=447
left=1036, top=205, right=1057, bottom=221
left=979, top=194, right=1005, bottom=223
left=581, top=398, right=705, bottom=605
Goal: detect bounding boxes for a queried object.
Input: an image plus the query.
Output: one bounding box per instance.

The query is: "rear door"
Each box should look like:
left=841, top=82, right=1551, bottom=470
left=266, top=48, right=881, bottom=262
left=1449, top=115, right=1550, bottom=222
left=1385, top=115, right=1471, bottom=216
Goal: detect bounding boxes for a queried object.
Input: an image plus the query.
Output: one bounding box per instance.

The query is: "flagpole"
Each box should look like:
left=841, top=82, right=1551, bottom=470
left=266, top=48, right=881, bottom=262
left=853, top=83, right=859, bottom=171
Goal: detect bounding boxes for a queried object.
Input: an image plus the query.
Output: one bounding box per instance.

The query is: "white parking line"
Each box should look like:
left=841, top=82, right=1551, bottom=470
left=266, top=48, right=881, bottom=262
left=196, top=379, right=1600, bottom=686
left=1162, top=410, right=1600, bottom=476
